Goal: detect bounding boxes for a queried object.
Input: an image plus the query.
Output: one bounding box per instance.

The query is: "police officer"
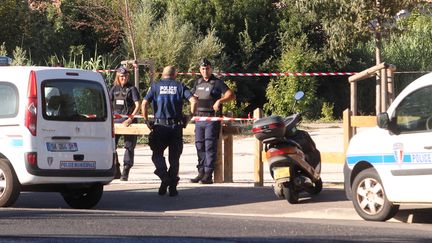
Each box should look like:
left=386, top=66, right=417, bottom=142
left=109, top=66, right=141, bottom=181
left=191, top=58, right=235, bottom=184
left=142, top=66, right=197, bottom=196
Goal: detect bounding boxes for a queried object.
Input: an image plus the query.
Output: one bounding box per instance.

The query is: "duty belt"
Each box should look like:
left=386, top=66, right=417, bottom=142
left=154, top=118, right=182, bottom=125
left=197, top=111, right=216, bottom=116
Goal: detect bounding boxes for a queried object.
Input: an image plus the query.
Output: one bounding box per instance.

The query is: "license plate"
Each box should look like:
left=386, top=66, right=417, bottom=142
left=273, top=167, right=290, bottom=179
left=46, top=142, right=78, bottom=152
left=60, top=161, right=96, bottom=170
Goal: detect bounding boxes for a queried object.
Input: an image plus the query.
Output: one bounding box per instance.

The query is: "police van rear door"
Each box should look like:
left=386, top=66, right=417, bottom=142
left=36, top=69, right=114, bottom=175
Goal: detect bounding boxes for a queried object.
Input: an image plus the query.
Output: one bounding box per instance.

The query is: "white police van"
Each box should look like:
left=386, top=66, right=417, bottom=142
left=345, top=72, right=432, bottom=221
left=0, top=66, right=115, bottom=209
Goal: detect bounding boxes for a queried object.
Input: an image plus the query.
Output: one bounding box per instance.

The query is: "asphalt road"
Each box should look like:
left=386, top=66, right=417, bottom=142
left=1, top=183, right=432, bottom=242
left=1, top=123, right=432, bottom=241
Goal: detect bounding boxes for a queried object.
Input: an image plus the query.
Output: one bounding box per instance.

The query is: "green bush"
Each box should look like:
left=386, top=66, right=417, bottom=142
left=320, top=102, right=334, bottom=122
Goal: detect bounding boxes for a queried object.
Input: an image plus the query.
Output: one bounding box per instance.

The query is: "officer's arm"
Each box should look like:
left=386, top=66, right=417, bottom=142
left=141, top=99, right=149, bottom=121
left=213, top=89, right=235, bottom=111
left=189, top=96, right=197, bottom=115
left=220, top=89, right=236, bottom=103
left=131, top=100, right=141, bottom=118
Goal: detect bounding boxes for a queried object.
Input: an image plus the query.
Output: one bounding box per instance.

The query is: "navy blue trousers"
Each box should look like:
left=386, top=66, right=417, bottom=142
left=194, top=121, right=221, bottom=173
left=114, top=118, right=137, bottom=168
left=149, top=124, right=183, bottom=181
left=115, top=134, right=137, bottom=167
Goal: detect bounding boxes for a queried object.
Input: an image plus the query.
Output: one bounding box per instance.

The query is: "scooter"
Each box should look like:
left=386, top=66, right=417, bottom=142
left=252, top=91, right=322, bottom=203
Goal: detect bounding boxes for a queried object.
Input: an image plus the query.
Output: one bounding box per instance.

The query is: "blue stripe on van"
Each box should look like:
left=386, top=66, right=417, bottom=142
left=10, top=139, right=23, bottom=147
left=347, top=154, right=411, bottom=165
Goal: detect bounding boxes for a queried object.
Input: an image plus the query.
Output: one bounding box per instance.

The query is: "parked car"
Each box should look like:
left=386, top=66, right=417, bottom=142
left=344, top=72, right=432, bottom=221
left=0, top=66, right=115, bottom=209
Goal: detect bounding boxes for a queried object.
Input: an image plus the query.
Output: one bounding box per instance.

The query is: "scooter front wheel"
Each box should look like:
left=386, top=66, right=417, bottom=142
left=282, top=182, right=299, bottom=204
left=311, top=178, right=323, bottom=195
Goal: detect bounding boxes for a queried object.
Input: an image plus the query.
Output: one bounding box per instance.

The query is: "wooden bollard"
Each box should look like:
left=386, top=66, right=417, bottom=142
left=253, top=108, right=263, bottom=187
left=214, top=127, right=224, bottom=183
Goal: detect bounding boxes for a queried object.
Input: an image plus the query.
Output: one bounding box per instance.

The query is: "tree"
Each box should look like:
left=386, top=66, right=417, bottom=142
left=264, top=37, right=323, bottom=118
left=0, top=0, right=30, bottom=55
left=281, top=0, right=422, bottom=67
left=130, top=2, right=224, bottom=84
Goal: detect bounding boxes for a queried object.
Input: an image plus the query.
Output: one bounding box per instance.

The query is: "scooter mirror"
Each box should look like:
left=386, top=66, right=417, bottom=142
left=294, top=91, right=304, bottom=101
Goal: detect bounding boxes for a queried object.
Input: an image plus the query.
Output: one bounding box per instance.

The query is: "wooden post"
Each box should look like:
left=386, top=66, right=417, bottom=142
left=343, top=109, right=352, bottom=157
left=223, top=130, right=233, bottom=182
left=376, top=71, right=381, bottom=115
left=214, top=125, right=223, bottom=183
left=350, top=82, right=357, bottom=115
left=380, top=69, right=387, bottom=113
left=253, top=108, right=263, bottom=187
left=134, top=62, right=139, bottom=92
left=387, top=68, right=395, bottom=103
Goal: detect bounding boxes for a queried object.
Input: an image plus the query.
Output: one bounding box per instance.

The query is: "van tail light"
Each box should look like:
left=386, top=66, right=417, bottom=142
left=25, top=71, right=37, bottom=136
left=26, top=152, right=38, bottom=168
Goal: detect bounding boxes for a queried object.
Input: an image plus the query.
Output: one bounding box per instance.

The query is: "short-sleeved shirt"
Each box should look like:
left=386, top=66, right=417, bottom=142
left=191, top=75, right=229, bottom=98
left=192, top=75, right=230, bottom=112
left=144, top=79, right=193, bottom=119
left=109, top=84, right=140, bottom=115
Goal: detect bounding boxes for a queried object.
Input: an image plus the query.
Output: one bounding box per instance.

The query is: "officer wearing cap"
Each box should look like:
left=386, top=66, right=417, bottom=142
left=190, top=58, right=235, bottom=184
left=142, top=66, right=197, bottom=196
left=109, top=66, right=141, bottom=181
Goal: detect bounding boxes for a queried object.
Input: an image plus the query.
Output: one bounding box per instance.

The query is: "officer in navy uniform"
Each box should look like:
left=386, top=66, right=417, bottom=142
left=142, top=66, right=197, bottom=196
left=190, top=58, right=235, bottom=184
left=109, top=66, right=141, bottom=181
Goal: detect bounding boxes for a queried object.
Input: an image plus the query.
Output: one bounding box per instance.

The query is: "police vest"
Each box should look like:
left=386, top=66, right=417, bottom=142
left=195, top=79, right=218, bottom=112
left=113, top=87, right=133, bottom=114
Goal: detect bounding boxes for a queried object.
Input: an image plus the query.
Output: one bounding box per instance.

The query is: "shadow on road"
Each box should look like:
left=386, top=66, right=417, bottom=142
left=394, top=208, right=432, bottom=224
left=10, top=185, right=349, bottom=213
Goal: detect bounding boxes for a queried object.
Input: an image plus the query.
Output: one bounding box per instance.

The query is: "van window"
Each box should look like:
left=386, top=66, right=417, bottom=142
left=394, top=85, right=432, bottom=133
left=0, top=82, right=18, bottom=117
left=42, top=79, right=108, bottom=122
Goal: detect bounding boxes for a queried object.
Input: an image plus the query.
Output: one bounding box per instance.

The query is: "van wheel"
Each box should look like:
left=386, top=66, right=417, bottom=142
left=0, top=159, right=20, bottom=207
left=352, top=168, right=399, bottom=221
left=61, top=184, right=103, bottom=209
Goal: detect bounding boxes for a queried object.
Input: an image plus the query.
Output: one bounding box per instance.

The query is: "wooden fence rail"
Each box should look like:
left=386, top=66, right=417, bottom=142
left=114, top=122, right=238, bottom=183
left=115, top=107, right=376, bottom=186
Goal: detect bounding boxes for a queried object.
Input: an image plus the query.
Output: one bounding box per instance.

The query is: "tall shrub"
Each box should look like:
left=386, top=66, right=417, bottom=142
left=264, top=38, right=323, bottom=118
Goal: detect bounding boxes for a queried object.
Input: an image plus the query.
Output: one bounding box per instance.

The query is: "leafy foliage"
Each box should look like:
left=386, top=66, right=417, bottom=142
left=0, top=0, right=430, bottom=120
left=264, top=37, right=323, bottom=118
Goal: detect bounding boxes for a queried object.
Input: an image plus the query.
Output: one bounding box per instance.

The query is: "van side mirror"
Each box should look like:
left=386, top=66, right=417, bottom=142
left=377, top=112, right=390, bottom=129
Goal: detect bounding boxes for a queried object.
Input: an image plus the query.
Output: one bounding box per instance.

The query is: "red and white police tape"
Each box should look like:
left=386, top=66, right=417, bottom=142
left=113, top=114, right=255, bottom=122
left=177, top=72, right=356, bottom=77
left=96, top=69, right=356, bottom=77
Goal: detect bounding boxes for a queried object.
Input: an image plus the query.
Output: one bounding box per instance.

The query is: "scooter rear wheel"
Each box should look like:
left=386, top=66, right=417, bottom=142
left=273, top=182, right=284, bottom=198
left=282, top=182, right=299, bottom=204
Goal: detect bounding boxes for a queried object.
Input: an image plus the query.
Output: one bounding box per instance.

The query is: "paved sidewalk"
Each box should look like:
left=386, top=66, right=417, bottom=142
left=114, top=123, right=345, bottom=185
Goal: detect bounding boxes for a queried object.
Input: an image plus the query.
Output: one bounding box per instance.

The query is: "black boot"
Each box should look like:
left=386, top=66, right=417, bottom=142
left=199, top=172, right=213, bottom=184
left=114, top=163, right=121, bottom=179
left=169, top=177, right=180, bottom=197
left=114, top=153, right=121, bottom=179
left=190, top=171, right=204, bottom=183
left=158, top=176, right=171, bottom=196
left=120, top=165, right=131, bottom=181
